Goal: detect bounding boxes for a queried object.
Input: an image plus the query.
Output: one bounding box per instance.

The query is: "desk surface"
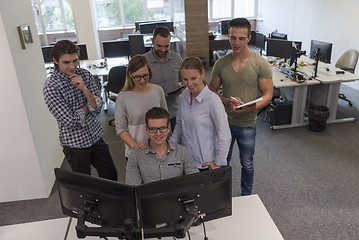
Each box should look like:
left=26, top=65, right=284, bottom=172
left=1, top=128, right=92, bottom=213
left=45, top=57, right=128, bottom=77
left=269, top=56, right=359, bottom=86
left=297, top=56, right=359, bottom=83
left=209, top=34, right=231, bottom=51
left=0, top=195, right=284, bottom=240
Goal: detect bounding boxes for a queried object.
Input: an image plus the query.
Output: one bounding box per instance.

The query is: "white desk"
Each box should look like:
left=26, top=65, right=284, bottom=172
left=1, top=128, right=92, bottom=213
left=65, top=194, right=283, bottom=240
left=298, top=56, right=359, bottom=124
left=0, top=195, right=284, bottom=240
left=45, top=57, right=128, bottom=77
left=271, top=64, right=320, bottom=130
left=270, top=56, right=359, bottom=129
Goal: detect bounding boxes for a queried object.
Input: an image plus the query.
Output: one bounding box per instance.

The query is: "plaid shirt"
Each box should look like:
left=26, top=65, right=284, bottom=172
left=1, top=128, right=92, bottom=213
left=43, top=68, right=103, bottom=148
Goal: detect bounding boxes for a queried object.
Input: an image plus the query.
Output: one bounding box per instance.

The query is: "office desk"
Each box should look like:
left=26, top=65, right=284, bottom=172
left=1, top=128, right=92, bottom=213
left=271, top=65, right=320, bottom=130
left=63, top=194, right=283, bottom=240
left=0, top=195, right=283, bottom=240
left=270, top=56, right=359, bottom=129
left=45, top=57, right=128, bottom=77
left=209, top=34, right=231, bottom=51
left=297, top=56, right=359, bottom=124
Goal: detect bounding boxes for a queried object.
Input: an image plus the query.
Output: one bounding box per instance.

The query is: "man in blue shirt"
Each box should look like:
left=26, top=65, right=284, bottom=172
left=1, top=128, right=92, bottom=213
left=43, top=40, right=117, bottom=181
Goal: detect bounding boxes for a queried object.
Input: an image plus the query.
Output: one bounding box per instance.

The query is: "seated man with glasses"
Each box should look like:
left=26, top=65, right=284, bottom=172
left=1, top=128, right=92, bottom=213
left=126, top=107, right=198, bottom=185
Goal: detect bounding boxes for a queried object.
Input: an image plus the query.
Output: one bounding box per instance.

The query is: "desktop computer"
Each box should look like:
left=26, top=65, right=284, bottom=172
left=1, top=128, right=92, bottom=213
left=269, top=100, right=293, bottom=126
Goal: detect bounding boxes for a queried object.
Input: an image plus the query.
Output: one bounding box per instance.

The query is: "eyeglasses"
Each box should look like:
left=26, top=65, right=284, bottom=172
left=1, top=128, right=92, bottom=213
left=147, top=126, right=169, bottom=134
left=131, top=73, right=150, bottom=81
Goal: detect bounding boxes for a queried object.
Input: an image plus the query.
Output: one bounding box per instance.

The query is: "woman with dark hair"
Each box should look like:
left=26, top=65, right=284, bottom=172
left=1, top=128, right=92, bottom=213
left=115, top=54, right=167, bottom=158
left=171, top=57, right=231, bottom=170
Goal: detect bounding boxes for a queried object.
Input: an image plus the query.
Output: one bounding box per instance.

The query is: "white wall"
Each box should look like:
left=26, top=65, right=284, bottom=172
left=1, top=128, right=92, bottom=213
left=0, top=0, right=62, bottom=202
left=257, top=0, right=359, bottom=73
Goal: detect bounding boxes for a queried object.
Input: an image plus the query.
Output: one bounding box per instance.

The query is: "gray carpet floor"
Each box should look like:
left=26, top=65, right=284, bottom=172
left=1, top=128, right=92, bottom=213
left=0, top=83, right=358, bottom=240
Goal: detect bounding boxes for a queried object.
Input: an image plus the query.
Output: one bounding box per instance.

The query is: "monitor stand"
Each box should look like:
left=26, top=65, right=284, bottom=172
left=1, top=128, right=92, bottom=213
left=74, top=201, right=142, bottom=240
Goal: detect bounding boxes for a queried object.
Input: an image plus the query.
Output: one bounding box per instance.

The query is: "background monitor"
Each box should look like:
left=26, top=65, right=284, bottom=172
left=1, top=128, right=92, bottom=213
left=42, top=44, right=88, bottom=63
left=41, top=45, right=53, bottom=63
left=55, top=168, right=137, bottom=228
left=248, top=31, right=256, bottom=46
left=102, top=39, right=130, bottom=58
left=218, top=19, right=231, bottom=34
left=136, top=166, right=232, bottom=236
left=139, top=21, right=174, bottom=34
left=135, top=19, right=166, bottom=32
left=270, top=30, right=288, bottom=40
left=255, top=32, right=266, bottom=51
left=156, top=21, right=174, bottom=32
left=309, top=40, right=333, bottom=64
left=77, top=44, right=88, bottom=60
left=266, top=39, right=302, bottom=59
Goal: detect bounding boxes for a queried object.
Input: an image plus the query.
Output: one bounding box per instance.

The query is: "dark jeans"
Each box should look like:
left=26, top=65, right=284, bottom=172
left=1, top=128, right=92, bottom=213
left=63, top=138, right=118, bottom=181
left=227, top=124, right=257, bottom=196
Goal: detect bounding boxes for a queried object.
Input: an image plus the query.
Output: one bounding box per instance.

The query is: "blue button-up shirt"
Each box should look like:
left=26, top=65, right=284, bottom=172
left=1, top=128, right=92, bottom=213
left=43, top=68, right=103, bottom=148
left=171, top=86, right=231, bottom=169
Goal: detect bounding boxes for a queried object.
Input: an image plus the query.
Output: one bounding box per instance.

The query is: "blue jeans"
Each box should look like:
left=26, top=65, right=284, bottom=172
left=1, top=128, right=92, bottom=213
left=227, top=124, right=257, bottom=196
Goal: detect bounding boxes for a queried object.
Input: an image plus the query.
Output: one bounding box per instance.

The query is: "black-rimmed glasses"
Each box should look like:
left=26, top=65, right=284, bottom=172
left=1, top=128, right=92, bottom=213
left=131, top=73, right=150, bottom=81
left=147, top=126, right=169, bottom=134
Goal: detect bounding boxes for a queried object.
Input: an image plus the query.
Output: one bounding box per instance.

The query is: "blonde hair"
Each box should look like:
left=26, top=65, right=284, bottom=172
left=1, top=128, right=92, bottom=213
left=179, top=56, right=206, bottom=85
left=122, top=55, right=152, bottom=91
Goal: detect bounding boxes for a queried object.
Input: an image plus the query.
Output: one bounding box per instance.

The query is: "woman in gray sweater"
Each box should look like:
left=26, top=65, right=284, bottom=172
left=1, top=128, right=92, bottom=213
left=115, top=55, right=167, bottom=158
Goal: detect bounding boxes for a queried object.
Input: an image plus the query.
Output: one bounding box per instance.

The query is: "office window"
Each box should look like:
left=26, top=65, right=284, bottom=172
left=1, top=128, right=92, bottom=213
left=31, top=0, right=75, bottom=34
left=95, top=0, right=172, bottom=29
left=209, top=0, right=256, bottom=20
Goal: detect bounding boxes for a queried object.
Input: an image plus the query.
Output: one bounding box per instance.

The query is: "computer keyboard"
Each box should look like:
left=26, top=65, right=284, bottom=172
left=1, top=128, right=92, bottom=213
left=277, top=66, right=294, bottom=78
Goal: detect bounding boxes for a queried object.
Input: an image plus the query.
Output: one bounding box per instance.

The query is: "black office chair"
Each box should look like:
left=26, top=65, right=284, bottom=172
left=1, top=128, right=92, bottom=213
left=335, top=49, right=359, bottom=106
left=104, top=65, right=127, bottom=125
left=128, top=34, right=146, bottom=57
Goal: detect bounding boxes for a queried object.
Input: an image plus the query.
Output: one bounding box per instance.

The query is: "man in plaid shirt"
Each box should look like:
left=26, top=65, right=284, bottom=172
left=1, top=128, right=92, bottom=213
left=43, top=40, right=117, bottom=181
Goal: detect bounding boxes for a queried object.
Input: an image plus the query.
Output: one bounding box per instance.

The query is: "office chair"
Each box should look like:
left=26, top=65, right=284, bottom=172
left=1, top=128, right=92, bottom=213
left=335, top=49, right=359, bottom=106
left=128, top=34, right=146, bottom=57
left=104, top=65, right=127, bottom=125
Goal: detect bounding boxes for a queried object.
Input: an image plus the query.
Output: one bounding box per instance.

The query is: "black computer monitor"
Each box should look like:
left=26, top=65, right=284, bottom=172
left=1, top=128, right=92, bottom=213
left=156, top=21, right=174, bottom=32
left=248, top=31, right=256, bottom=46
left=55, top=168, right=138, bottom=238
left=270, top=31, right=287, bottom=40
left=266, top=38, right=302, bottom=59
left=139, top=22, right=157, bottom=34
left=255, top=32, right=266, bottom=51
left=102, top=40, right=130, bottom=58
left=41, top=45, right=53, bottom=63
left=218, top=19, right=231, bottom=34
left=135, top=19, right=166, bottom=32
left=77, top=44, right=88, bottom=60
left=309, top=40, right=333, bottom=64
left=139, top=21, right=174, bottom=34
left=55, top=168, right=140, bottom=239
left=136, top=166, right=232, bottom=238
left=42, top=44, right=88, bottom=63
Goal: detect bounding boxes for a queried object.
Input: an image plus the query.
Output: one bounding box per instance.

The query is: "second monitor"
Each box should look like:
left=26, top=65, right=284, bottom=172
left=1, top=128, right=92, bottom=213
left=266, top=38, right=302, bottom=60
left=309, top=40, right=333, bottom=64
left=102, top=39, right=130, bottom=58
left=139, top=21, right=174, bottom=34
